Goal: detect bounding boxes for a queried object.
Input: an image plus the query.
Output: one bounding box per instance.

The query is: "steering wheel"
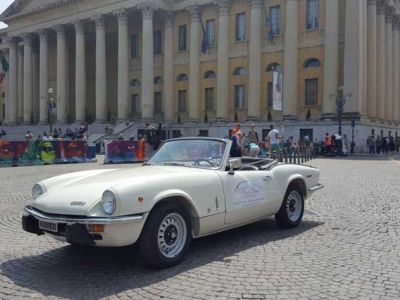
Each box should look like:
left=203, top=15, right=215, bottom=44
left=194, top=159, right=216, bottom=167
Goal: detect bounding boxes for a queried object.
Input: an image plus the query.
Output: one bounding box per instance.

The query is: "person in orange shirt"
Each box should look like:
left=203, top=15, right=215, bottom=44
left=325, top=133, right=333, bottom=154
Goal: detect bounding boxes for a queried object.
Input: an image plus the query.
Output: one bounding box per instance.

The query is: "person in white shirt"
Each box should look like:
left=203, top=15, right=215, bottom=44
left=267, top=125, right=280, bottom=155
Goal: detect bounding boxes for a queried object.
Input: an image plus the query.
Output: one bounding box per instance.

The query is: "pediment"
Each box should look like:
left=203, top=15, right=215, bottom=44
left=1, top=0, right=80, bottom=21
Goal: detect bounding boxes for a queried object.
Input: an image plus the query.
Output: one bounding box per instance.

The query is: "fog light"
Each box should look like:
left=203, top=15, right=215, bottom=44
left=88, top=224, right=104, bottom=233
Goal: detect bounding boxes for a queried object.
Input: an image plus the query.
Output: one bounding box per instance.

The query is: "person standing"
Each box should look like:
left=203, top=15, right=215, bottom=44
left=367, top=136, right=375, bottom=154
left=376, top=136, right=382, bottom=154
left=247, top=125, right=259, bottom=144
left=267, top=125, right=280, bottom=158
left=395, top=135, right=400, bottom=153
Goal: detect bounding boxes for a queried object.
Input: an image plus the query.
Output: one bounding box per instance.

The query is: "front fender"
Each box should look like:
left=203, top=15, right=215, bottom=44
left=152, top=189, right=200, bottom=218
left=285, top=174, right=307, bottom=197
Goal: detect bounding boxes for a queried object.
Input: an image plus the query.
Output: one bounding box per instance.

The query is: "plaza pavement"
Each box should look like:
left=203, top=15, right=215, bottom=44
left=0, top=156, right=399, bottom=299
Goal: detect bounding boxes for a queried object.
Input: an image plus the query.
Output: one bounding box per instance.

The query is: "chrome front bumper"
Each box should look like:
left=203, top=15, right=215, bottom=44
left=23, top=206, right=144, bottom=225
left=309, top=183, right=325, bottom=192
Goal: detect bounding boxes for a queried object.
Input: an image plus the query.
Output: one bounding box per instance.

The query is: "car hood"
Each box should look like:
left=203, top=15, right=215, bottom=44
left=32, top=166, right=213, bottom=215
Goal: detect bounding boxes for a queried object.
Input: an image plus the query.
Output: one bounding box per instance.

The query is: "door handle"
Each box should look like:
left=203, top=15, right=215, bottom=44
left=263, top=176, right=272, bottom=182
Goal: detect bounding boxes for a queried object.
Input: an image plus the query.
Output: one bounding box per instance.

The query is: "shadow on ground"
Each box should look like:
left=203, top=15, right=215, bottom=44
left=1, top=219, right=322, bottom=299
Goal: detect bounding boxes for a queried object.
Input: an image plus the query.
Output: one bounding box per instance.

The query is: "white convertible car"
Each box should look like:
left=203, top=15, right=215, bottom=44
left=23, top=138, right=323, bottom=268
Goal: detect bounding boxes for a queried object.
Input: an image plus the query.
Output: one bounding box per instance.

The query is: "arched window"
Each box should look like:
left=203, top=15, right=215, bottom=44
left=130, top=79, right=141, bottom=87
left=266, top=63, right=282, bottom=73
left=304, top=58, right=321, bottom=68
left=233, top=67, right=248, bottom=76
left=203, top=70, right=216, bottom=79
left=154, top=76, right=163, bottom=84
left=176, top=73, right=188, bottom=82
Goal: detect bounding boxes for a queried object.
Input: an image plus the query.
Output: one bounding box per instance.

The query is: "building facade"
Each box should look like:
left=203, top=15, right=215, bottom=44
left=0, top=0, right=400, bottom=149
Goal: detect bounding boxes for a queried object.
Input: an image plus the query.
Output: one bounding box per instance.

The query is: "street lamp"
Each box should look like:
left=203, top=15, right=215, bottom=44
left=47, top=88, right=55, bottom=133
left=329, top=90, right=352, bottom=136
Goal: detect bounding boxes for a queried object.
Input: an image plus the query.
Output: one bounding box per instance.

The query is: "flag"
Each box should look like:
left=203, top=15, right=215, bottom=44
left=199, top=13, right=208, bottom=54
left=0, top=50, right=9, bottom=73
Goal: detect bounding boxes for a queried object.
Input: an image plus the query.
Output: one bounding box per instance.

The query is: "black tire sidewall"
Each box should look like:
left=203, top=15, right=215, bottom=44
left=275, top=187, right=304, bottom=228
left=139, top=202, right=192, bottom=268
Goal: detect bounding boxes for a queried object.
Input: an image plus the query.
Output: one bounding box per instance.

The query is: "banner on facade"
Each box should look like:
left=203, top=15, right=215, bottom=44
left=104, top=140, right=146, bottom=164
left=272, top=71, right=283, bottom=111
left=0, top=140, right=95, bottom=167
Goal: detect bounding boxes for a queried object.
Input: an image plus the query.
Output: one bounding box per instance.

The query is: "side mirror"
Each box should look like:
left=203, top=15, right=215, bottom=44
left=228, top=162, right=235, bottom=175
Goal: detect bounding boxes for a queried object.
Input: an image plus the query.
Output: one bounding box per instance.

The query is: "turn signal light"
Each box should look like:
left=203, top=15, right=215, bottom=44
left=88, top=224, right=104, bottom=233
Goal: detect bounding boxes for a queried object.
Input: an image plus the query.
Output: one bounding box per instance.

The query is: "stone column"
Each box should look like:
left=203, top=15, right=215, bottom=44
left=55, top=25, right=67, bottom=123
left=17, top=45, right=23, bottom=123
left=7, top=38, right=18, bottom=124
left=163, top=12, right=174, bottom=121
left=93, top=15, right=107, bottom=122
left=3, top=51, right=9, bottom=124
left=385, top=7, right=393, bottom=121
left=377, top=1, right=386, bottom=120
left=115, top=9, right=129, bottom=120
left=392, top=18, right=399, bottom=122
left=215, top=0, right=231, bottom=121
left=283, top=0, right=298, bottom=118
left=248, top=0, right=263, bottom=120
left=367, top=0, right=378, bottom=119
left=74, top=20, right=86, bottom=122
left=188, top=5, right=201, bottom=121
left=139, top=4, right=155, bottom=120
left=22, top=34, right=33, bottom=124
left=322, top=0, right=340, bottom=117
left=38, top=30, right=48, bottom=124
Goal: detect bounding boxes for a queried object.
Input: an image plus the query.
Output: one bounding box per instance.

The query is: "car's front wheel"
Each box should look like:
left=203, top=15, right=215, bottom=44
left=138, top=202, right=192, bottom=268
left=275, top=186, right=304, bottom=228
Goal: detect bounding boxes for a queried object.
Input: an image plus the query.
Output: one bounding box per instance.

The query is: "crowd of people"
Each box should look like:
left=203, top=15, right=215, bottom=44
left=229, top=123, right=312, bottom=159
left=366, top=135, right=400, bottom=154
left=22, top=124, right=90, bottom=142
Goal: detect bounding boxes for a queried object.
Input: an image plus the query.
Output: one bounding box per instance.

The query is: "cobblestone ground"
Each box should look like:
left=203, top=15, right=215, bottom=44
left=0, top=155, right=400, bottom=299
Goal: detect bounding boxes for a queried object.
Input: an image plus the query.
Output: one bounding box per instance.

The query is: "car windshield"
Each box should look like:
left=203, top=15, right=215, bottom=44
left=148, top=139, right=227, bottom=169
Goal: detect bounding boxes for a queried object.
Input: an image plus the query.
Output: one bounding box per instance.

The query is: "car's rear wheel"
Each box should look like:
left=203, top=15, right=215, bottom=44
left=138, top=202, right=192, bottom=268
left=275, top=186, right=304, bottom=228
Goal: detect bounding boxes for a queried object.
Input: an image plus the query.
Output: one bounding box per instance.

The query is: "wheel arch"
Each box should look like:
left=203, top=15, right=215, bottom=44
left=150, top=191, right=201, bottom=236
left=286, top=175, right=307, bottom=199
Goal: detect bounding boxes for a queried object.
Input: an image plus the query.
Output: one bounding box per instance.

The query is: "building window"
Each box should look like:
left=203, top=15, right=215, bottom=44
left=304, top=58, right=321, bottom=68
left=203, top=70, right=216, bottom=79
left=179, top=25, right=187, bottom=51
left=131, top=34, right=139, bottom=58
left=130, top=79, right=141, bottom=87
left=154, top=92, right=162, bottom=114
left=153, top=30, right=162, bottom=55
left=235, top=13, right=246, bottom=41
left=206, top=19, right=215, bottom=47
left=131, top=94, right=140, bottom=114
left=233, top=67, right=248, bottom=76
left=154, top=76, right=163, bottom=84
left=267, top=82, right=273, bottom=108
left=205, top=88, right=215, bottom=111
left=269, top=6, right=281, bottom=36
left=199, top=130, right=209, bottom=137
left=178, top=90, right=187, bottom=113
left=176, top=74, right=188, bottom=82
left=306, top=0, right=320, bottom=30
left=234, top=85, right=245, bottom=110
left=305, top=78, right=318, bottom=106
left=266, top=63, right=282, bottom=73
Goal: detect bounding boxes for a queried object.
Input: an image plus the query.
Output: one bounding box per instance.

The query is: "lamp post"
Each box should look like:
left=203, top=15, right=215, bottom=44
left=47, top=88, right=55, bottom=133
left=329, top=91, right=352, bottom=136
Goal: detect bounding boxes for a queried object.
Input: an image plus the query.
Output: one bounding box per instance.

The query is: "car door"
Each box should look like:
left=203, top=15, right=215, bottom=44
left=219, top=169, right=281, bottom=225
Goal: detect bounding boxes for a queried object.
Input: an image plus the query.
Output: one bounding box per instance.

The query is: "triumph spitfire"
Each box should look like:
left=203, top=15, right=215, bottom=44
left=22, top=137, right=323, bottom=268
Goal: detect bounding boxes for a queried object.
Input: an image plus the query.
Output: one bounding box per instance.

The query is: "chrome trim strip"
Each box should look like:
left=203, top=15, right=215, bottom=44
left=309, top=184, right=324, bottom=192
left=24, top=206, right=144, bottom=225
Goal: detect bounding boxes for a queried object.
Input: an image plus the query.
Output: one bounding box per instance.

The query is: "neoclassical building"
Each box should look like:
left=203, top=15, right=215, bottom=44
left=0, top=0, right=400, bottom=145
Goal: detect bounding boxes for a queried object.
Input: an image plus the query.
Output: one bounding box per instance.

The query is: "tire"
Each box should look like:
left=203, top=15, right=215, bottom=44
left=138, top=202, right=192, bottom=268
left=275, top=185, right=304, bottom=228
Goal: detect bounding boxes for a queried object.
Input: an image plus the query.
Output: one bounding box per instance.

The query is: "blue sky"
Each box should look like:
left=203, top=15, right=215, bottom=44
left=0, top=0, right=15, bottom=29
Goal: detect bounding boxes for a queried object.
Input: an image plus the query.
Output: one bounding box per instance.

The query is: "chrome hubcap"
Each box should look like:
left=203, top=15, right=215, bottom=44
left=157, top=213, right=187, bottom=258
left=286, top=190, right=302, bottom=222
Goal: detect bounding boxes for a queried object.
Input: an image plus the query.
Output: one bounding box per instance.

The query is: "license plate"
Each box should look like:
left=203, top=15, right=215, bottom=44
left=39, top=220, right=58, bottom=233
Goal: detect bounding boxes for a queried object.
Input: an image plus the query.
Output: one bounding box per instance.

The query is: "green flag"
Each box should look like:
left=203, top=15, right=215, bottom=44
left=0, top=51, right=9, bottom=72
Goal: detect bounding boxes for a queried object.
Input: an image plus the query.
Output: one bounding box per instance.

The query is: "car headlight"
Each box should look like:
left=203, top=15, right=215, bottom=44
left=101, top=190, right=116, bottom=215
left=32, top=183, right=45, bottom=200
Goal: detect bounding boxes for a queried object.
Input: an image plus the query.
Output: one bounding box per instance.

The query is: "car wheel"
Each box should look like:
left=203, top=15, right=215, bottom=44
left=275, top=186, right=304, bottom=228
left=138, top=202, right=192, bottom=268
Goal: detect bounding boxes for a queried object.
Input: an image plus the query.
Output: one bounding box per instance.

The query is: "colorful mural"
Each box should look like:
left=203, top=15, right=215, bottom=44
left=104, top=140, right=146, bottom=163
left=0, top=141, right=95, bottom=167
